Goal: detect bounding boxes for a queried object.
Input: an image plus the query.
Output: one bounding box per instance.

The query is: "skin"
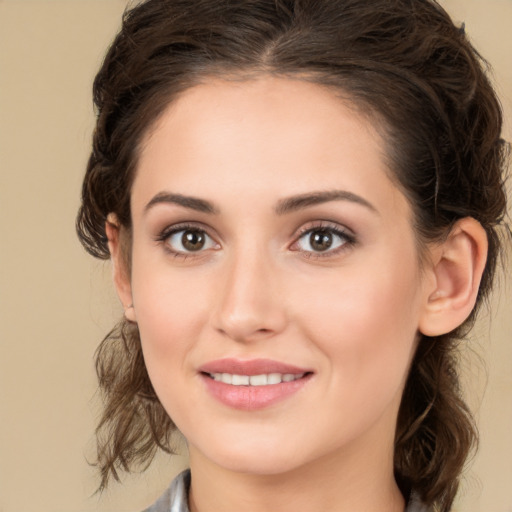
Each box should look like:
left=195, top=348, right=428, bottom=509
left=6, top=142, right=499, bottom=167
left=108, top=76, right=488, bottom=512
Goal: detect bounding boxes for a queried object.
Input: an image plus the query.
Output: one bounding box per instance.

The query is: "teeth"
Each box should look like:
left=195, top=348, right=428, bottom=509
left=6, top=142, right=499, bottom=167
left=210, top=372, right=305, bottom=386
left=249, top=374, right=267, bottom=386
left=267, top=373, right=282, bottom=384
left=232, top=374, right=250, bottom=385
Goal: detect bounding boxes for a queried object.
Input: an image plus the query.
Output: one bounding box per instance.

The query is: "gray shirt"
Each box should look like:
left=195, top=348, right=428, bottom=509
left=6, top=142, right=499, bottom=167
left=143, top=470, right=431, bottom=512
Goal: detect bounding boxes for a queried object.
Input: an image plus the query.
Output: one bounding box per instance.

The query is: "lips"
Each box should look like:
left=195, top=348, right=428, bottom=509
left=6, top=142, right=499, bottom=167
left=198, top=358, right=313, bottom=410
left=200, top=358, right=310, bottom=376
left=209, top=372, right=305, bottom=386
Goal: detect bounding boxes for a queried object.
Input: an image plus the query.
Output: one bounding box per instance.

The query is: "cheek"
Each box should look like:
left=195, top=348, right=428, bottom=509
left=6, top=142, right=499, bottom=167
left=294, top=254, right=423, bottom=389
left=130, top=259, right=211, bottom=366
left=130, top=268, right=214, bottom=421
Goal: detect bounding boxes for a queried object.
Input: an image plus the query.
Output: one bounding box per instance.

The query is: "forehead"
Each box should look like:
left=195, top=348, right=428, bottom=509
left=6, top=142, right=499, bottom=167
left=141, top=76, right=381, bottom=159
left=133, top=76, right=408, bottom=218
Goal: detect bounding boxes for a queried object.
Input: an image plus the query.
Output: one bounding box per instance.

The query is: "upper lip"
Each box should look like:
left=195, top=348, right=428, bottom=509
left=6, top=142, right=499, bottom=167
left=199, top=358, right=312, bottom=376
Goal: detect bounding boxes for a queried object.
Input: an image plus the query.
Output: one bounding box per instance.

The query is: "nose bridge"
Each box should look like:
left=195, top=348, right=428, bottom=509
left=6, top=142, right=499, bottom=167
left=214, top=241, right=286, bottom=341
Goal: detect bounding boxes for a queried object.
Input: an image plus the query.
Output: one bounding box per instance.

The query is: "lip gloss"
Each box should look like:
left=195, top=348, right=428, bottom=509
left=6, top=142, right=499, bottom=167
left=199, top=358, right=313, bottom=410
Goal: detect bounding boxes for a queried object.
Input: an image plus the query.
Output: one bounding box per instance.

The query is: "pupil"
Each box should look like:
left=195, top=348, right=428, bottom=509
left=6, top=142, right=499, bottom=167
left=310, top=230, right=332, bottom=251
left=182, top=230, right=205, bottom=251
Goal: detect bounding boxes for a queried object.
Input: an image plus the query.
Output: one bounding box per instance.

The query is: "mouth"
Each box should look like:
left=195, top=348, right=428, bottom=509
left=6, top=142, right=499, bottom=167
left=203, top=371, right=308, bottom=386
left=198, top=359, right=313, bottom=410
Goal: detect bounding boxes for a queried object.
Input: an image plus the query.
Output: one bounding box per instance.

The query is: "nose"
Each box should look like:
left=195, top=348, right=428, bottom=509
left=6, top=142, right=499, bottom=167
left=212, top=249, right=287, bottom=343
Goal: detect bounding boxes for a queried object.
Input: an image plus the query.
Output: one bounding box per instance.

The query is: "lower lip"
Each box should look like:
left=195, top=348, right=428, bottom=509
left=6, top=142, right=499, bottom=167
left=201, top=373, right=312, bottom=411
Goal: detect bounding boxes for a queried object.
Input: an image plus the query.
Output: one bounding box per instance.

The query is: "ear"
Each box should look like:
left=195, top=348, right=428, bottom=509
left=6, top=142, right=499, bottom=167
left=419, top=217, right=488, bottom=336
left=105, top=214, right=137, bottom=323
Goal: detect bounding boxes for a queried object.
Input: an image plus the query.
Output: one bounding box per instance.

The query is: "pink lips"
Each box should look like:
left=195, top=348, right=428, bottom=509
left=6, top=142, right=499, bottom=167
left=200, top=358, right=310, bottom=376
left=199, top=358, right=313, bottom=411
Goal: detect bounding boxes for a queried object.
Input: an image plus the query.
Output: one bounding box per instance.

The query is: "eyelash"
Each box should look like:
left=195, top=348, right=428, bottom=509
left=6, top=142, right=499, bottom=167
left=154, top=221, right=356, bottom=259
left=291, top=221, right=356, bottom=259
left=155, top=223, right=218, bottom=259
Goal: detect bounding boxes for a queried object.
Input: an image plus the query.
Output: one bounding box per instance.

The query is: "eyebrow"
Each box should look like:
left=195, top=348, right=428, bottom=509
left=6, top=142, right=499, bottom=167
left=275, top=190, right=378, bottom=215
left=144, top=192, right=219, bottom=215
left=144, top=189, right=377, bottom=216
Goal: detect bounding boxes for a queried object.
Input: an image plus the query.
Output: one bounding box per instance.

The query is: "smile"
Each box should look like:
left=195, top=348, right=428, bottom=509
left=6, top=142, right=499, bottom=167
left=207, top=372, right=306, bottom=386
left=199, top=359, right=313, bottom=410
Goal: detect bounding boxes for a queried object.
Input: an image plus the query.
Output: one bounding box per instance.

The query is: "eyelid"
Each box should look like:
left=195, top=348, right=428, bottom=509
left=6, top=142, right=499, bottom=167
left=155, top=222, right=220, bottom=256
left=154, top=220, right=355, bottom=259
left=289, top=221, right=356, bottom=257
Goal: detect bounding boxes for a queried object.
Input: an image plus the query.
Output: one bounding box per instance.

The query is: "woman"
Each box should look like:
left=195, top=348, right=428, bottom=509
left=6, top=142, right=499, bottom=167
left=76, top=1, right=509, bottom=511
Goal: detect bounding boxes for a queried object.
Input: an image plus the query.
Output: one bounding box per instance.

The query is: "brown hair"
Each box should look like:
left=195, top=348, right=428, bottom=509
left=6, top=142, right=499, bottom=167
left=76, top=0, right=509, bottom=509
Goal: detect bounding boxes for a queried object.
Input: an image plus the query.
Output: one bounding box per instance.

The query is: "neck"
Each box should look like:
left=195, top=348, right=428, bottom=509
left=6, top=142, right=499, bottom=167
left=187, top=434, right=405, bottom=512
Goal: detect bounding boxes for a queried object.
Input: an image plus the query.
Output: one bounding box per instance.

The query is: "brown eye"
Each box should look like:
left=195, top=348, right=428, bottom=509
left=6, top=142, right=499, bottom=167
left=295, top=227, right=350, bottom=254
left=309, top=230, right=333, bottom=252
left=182, top=230, right=206, bottom=251
left=165, top=228, right=217, bottom=254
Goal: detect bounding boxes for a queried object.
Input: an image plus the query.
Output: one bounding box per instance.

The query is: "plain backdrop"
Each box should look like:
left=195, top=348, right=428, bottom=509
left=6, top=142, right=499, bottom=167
left=0, top=1, right=510, bottom=511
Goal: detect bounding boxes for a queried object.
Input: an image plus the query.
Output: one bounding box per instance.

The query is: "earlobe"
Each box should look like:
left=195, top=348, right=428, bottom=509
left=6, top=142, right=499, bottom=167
left=419, top=218, right=488, bottom=337
left=105, top=214, right=137, bottom=323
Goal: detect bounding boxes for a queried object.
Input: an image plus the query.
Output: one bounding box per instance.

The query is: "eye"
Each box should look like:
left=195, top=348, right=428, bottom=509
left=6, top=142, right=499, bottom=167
left=293, top=226, right=354, bottom=255
left=163, top=227, right=218, bottom=254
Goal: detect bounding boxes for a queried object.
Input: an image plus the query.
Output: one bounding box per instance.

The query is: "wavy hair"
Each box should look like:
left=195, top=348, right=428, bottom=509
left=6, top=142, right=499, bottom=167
left=76, top=0, right=509, bottom=509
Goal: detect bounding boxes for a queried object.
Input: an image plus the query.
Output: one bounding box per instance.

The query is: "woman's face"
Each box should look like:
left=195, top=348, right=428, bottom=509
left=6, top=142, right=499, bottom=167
left=122, top=77, right=432, bottom=476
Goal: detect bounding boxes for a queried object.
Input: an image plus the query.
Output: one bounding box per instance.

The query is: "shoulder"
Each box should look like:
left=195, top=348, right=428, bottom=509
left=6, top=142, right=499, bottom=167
left=142, top=470, right=191, bottom=512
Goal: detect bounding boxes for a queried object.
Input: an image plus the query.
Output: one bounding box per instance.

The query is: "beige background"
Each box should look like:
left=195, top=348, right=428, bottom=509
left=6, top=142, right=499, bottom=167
left=0, top=1, right=510, bottom=511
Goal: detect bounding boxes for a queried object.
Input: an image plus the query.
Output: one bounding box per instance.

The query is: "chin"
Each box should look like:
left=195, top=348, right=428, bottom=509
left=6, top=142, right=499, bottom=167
left=190, top=432, right=311, bottom=476
left=213, top=451, right=304, bottom=476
